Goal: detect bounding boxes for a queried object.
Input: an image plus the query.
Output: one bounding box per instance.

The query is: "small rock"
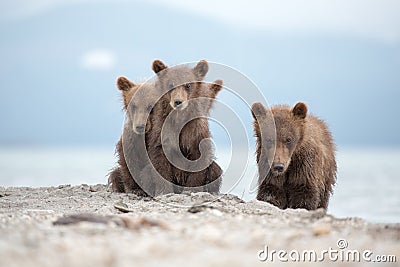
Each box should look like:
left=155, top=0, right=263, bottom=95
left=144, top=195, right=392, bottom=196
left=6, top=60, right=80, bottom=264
left=119, top=216, right=168, bottom=230
left=187, top=205, right=205, bottom=213
left=57, top=184, right=71, bottom=189
left=114, top=200, right=134, bottom=213
left=53, top=214, right=121, bottom=226
left=312, top=223, right=331, bottom=236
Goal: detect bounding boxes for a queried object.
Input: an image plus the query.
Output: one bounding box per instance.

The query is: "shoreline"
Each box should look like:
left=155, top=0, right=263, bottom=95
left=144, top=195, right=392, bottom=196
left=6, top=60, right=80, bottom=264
left=0, top=184, right=399, bottom=266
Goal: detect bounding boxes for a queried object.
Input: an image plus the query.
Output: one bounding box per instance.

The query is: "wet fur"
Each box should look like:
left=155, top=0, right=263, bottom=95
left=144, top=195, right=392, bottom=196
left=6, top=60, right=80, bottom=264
left=108, top=78, right=156, bottom=195
left=252, top=102, right=336, bottom=210
left=146, top=60, right=223, bottom=194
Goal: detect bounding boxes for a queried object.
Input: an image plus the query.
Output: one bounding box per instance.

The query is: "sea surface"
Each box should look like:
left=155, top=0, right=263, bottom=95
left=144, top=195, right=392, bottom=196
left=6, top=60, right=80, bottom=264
left=0, top=146, right=399, bottom=223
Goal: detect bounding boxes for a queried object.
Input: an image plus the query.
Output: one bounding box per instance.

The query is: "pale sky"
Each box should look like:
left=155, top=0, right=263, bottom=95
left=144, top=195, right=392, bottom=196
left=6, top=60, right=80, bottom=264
left=1, top=0, right=400, bottom=44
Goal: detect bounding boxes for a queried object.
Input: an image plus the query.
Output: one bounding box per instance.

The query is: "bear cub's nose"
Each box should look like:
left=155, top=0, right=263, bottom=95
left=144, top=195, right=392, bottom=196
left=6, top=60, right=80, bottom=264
left=174, top=100, right=183, bottom=107
left=273, top=163, right=285, bottom=173
left=135, top=124, right=145, bottom=133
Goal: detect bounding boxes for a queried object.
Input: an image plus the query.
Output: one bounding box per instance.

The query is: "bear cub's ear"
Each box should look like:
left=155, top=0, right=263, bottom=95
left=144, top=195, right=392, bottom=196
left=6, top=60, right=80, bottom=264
left=251, top=102, right=267, bottom=120
left=116, top=76, right=135, bottom=91
left=152, top=59, right=168, bottom=74
left=209, top=79, right=223, bottom=95
left=292, top=102, right=308, bottom=119
left=194, top=60, right=209, bottom=79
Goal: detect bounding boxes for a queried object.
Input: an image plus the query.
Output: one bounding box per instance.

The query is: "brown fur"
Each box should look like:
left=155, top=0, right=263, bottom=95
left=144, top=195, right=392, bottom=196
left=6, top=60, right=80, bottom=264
left=108, top=77, right=158, bottom=195
left=144, top=59, right=223, bottom=195
left=252, top=102, right=336, bottom=210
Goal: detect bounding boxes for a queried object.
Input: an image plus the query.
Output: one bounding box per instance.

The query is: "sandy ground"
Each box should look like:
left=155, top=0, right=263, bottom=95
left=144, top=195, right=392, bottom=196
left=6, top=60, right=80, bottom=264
left=0, top=184, right=399, bottom=267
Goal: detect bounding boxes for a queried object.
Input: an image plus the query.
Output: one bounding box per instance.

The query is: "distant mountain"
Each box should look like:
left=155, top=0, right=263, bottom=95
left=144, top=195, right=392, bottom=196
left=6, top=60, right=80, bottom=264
left=0, top=1, right=399, bottom=147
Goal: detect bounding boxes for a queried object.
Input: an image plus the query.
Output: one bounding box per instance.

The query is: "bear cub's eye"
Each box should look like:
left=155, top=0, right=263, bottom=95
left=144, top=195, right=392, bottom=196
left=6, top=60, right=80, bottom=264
left=185, top=83, right=191, bottom=90
left=286, top=137, right=293, bottom=144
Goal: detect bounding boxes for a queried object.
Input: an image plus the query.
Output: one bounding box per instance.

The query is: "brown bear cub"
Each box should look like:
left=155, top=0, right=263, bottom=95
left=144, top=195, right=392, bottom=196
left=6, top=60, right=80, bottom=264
left=108, top=77, right=158, bottom=195
left=143, top=59, right=223, bottom=195
left=251, top=102, right=336, bottom=210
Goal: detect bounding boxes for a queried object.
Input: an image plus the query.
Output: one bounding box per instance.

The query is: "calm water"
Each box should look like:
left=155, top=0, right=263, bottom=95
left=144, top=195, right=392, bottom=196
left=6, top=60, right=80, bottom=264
left=0, top=146, right=399, bottom=223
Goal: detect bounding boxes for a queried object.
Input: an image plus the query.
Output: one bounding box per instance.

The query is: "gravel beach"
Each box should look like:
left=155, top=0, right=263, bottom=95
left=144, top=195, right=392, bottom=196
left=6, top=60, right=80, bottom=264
left=0, top=184, right=399, bottom=267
